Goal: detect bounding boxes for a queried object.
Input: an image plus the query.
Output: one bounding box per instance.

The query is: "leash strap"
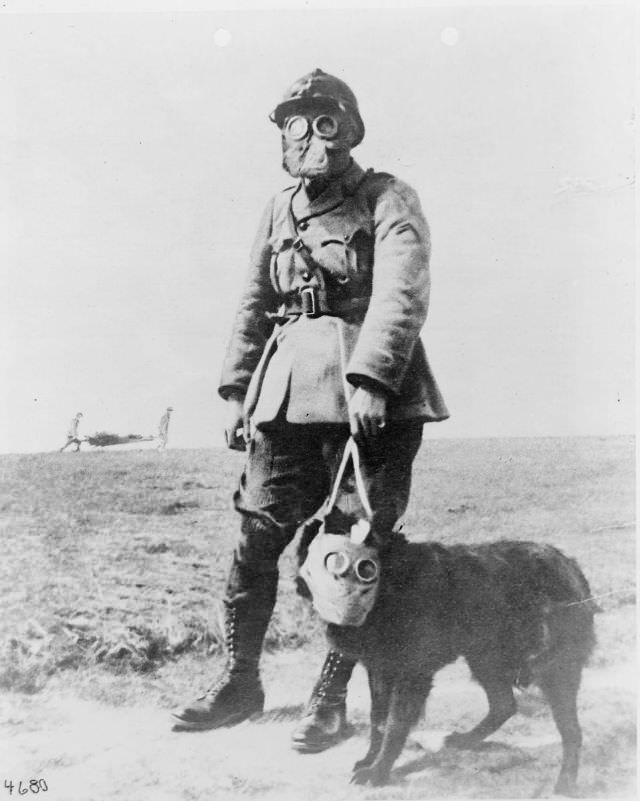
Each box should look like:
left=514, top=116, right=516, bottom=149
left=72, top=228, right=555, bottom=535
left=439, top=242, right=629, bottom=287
left=332, top=308, right=373, bottom=519
left=325, top=436, right=374, bottom=520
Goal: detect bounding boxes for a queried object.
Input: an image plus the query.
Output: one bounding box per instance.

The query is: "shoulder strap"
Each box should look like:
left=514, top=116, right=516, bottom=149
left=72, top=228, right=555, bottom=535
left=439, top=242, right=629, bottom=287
left=286, top=195, right=325, bottom=281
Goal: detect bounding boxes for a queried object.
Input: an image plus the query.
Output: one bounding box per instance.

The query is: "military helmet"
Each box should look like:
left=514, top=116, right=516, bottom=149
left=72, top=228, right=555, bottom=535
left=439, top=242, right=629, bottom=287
left=270, top=68, right=365, bottom=147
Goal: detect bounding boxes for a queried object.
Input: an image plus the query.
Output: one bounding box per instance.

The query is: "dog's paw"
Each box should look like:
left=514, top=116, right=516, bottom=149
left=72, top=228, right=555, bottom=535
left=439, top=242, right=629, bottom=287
left=353, top=755, right=375, bottom=772
left=552, top=777, right=579, bottom=797
left=350, top=764, right=389, bottom=787
left=444, top=731, right=478, bottom=750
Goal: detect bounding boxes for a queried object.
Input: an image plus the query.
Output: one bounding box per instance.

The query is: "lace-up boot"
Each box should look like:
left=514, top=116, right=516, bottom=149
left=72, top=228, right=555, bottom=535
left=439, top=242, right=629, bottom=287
left=171, top=599, right=268, bottom=731
left=291, top=650, right=355, bottom=752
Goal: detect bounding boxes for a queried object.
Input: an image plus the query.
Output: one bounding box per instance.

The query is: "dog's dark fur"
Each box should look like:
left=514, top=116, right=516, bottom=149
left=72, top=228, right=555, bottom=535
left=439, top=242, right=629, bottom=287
left=300, top=523, right=597, bottom=795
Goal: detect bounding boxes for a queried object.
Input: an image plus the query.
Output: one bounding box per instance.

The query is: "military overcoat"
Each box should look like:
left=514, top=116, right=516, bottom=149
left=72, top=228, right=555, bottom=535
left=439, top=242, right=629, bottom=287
left=219, top=160, right=449, bottom=426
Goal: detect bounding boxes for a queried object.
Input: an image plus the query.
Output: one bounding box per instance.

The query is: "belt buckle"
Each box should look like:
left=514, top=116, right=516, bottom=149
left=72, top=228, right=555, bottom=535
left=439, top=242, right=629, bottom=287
left=300, top=286, right=319, bottom=317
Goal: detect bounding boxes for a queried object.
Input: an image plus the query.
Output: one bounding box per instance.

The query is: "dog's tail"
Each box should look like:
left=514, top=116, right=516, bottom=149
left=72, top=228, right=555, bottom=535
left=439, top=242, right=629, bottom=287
left=534, top=545, right=598, bottom=611
left=529, top=545, right=598, bottom=664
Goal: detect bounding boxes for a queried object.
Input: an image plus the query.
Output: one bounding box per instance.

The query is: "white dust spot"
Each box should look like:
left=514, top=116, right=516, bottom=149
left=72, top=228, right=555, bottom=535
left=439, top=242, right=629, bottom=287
left=214, top=28, right=232, bottom=47
left=441, top=27, right=459, bottom=46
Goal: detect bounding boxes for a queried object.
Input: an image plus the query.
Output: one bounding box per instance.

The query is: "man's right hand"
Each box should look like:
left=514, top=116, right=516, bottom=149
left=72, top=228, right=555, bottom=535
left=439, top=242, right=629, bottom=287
left=224, top=397, right=248, bottom=451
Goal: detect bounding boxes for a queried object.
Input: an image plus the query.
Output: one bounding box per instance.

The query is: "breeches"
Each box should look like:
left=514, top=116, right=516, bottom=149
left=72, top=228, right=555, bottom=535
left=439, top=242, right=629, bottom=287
left=226, top=422, right=423, bottom=602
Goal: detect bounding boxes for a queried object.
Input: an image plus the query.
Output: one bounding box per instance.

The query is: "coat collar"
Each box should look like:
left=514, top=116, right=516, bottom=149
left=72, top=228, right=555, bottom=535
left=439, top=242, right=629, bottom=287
left=291, top=160, right=366, bottom=222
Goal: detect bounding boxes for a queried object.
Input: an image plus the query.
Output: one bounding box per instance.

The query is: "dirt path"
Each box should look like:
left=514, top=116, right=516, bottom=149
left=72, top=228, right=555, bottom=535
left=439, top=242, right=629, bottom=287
left=2, top=653, right=636, bottom=801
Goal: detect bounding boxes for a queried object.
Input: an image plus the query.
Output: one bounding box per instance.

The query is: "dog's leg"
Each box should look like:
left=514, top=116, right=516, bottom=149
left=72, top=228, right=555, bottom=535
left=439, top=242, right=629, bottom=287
left=538, top=660, right=584, bottom=797
left=351, top=673, right=432, bottom=787
left=353, top=667, right=392, bottom=771
left=445, top=656, right=516, bottom=748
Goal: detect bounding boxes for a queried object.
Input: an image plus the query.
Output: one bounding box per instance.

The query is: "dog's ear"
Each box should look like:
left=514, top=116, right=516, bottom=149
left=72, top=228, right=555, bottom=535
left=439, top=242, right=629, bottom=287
left=323, top=506, right=359, bottom=535
left=295, top=574, right=313, bottom=601
left=367, top=524, right=402, bottom=553
left=371, top=529, right=412, bottom=589
left=366, top=527, right=384, bottom=551
left=296, top=517, right=323, bottom=567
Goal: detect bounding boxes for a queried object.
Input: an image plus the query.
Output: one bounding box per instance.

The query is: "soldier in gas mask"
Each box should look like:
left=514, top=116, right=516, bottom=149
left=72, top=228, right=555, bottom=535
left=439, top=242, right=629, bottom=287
left=171, top=69, right=449, bottom=752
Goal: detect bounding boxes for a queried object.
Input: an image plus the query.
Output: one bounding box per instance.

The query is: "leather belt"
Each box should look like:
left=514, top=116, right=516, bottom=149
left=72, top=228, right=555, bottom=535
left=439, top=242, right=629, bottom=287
left=267, top=287, right=370, bottom=321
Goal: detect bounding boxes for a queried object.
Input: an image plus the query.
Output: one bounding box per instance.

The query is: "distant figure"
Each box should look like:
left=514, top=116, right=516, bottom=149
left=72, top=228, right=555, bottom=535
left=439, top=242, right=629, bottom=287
left=157, top=407, right=173, bottom=450
left=60, top=412, right=83, bottom=452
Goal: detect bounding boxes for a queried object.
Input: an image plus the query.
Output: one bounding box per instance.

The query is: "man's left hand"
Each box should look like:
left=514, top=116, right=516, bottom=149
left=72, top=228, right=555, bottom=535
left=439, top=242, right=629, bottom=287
left=348, top=386, right=388, bottom=444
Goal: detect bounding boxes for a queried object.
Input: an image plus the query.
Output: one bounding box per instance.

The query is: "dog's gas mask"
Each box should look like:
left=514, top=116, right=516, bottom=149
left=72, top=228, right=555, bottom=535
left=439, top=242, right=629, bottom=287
left=300, top=523, right=380, bottom=627
left=270, top=68, right=365, bottom=182
left=299, top=439, right=381, bottom=627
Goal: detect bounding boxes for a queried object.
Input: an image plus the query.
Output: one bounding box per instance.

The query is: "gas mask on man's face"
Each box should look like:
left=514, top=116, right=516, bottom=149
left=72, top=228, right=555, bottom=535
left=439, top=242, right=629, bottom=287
left=281, top=106, right=357, bottom=180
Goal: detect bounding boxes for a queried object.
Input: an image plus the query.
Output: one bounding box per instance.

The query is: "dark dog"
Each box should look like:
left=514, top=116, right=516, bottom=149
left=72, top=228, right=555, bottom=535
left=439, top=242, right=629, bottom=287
left=303, top=531, right=597, bottom=795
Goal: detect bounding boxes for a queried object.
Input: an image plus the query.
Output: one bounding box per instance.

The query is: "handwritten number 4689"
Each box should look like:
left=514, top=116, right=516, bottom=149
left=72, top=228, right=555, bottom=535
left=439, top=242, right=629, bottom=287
left=4, top=780, right=48, bottom=795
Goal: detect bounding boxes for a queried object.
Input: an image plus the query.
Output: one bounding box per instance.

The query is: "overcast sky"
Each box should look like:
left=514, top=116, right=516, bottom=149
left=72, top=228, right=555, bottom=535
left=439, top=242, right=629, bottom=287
left=1, top=2, right=635, bottom=453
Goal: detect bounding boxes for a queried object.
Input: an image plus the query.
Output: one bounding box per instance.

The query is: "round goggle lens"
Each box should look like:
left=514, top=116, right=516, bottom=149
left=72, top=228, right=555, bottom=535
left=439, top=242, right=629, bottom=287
left=355, top=558, right=379, bottom=583
left=325, top=551, right=350, bottom=576
left=285, top=116, right=310, bottom=140
left=312, top=114, right=339, bottom=139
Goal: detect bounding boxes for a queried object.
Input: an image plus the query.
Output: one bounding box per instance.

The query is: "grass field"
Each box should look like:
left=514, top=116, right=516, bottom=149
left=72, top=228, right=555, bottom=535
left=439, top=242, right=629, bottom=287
left=0, top=436, right=636, bottom=800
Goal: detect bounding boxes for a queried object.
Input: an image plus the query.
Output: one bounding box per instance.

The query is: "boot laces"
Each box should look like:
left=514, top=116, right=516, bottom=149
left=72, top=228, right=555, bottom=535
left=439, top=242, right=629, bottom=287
left=202, top=670, right=230, bottom=699
left=308, top=652, right=346, bottom=712
left=201, top=604, right=238, bottom=698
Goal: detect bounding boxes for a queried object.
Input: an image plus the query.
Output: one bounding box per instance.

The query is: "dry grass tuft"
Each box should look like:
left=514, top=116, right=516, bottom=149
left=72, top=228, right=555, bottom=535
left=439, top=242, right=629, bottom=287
left=159, top=500, right=201, bottom=515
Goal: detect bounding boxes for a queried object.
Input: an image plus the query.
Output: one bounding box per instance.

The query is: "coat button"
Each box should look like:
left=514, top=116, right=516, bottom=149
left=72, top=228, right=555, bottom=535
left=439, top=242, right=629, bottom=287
left=298, top=220, right=309, bottom=231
